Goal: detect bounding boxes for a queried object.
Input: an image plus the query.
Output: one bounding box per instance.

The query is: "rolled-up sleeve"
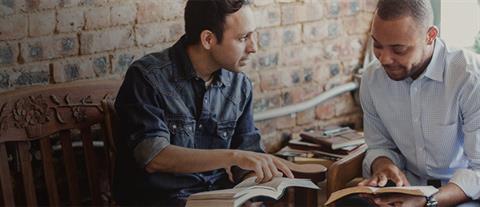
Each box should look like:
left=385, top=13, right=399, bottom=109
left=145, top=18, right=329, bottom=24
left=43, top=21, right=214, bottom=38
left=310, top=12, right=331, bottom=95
left=360, top=71, right=406, bottom=178
left=450, top=66, right=480, bottom=199
left=115, top=65, right=171, bottom=167
left=229, top=78, right=265, bottom=183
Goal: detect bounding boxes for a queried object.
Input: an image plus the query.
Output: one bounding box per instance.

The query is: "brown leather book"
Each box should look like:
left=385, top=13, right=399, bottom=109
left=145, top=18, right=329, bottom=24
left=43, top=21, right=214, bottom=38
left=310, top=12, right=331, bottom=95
left=300, top=130, right=365, bottom=150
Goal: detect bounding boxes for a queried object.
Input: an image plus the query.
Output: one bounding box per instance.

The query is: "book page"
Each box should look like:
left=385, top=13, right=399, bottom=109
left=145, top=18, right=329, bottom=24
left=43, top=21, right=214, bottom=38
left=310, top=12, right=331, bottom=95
left=325, top=186, right=438, bottom=206
left=376, top=186, right=438, bottom=197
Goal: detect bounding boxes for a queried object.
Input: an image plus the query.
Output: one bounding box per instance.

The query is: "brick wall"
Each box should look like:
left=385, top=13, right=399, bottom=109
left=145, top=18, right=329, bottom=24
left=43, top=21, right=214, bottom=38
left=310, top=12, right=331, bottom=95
left=0, top=0, right=377, bottom=152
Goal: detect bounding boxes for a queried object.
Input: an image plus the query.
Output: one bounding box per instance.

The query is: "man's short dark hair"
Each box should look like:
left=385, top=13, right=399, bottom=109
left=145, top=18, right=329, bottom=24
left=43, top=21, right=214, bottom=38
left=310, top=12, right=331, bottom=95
left=184, top=0, right=251, bottom=45
left=376, top=0, right=434, bottom=29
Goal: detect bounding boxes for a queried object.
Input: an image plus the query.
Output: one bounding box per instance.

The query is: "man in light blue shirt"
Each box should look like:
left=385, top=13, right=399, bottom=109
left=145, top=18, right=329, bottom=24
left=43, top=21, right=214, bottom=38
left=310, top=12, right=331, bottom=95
left=358, top=0, right=480, bottom=206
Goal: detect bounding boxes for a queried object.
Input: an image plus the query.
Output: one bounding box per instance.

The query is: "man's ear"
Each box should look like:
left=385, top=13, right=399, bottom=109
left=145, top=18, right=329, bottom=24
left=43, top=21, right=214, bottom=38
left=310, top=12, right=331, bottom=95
left=200, top=30, right=217, bottom=50
left=426, top=26, right=439, bottom=45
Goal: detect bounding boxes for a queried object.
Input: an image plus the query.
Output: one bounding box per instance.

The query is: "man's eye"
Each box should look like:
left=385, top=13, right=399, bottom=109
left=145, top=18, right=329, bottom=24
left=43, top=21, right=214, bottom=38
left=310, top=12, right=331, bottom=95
left=393, top=48, right=407, bottom=55
left=240, top=37, right=248, bottom=42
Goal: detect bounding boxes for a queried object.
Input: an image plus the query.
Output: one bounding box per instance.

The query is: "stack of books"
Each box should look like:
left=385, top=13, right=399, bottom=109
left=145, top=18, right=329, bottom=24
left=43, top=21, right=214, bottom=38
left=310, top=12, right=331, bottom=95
left=286, top=127, right=365, bottom=160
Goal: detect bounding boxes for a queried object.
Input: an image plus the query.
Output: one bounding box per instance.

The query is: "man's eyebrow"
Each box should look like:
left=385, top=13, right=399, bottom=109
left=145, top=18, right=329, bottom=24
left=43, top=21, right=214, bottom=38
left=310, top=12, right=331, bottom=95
left=371, top=35, right=407, bottom=48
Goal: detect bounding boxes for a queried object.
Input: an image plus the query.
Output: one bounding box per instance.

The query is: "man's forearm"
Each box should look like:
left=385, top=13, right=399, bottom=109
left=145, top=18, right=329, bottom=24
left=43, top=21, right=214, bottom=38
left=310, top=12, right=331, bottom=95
left=144, top=145, right=236, bottom=173
left=435, top=183, right=469, bottom=207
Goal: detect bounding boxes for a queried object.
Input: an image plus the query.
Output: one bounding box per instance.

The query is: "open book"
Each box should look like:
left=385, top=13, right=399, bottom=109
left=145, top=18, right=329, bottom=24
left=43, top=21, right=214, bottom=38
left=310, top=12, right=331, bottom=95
left=186, top=176, right=319, bottom=207
left=325, top=186, right=438, bottom=206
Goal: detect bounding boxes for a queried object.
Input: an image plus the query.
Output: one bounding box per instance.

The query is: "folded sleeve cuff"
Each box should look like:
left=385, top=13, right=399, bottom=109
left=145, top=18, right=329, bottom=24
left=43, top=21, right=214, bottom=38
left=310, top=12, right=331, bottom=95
left=133, top=137, right=170, bottom=167
left=449, top=169, right=480, bottom=200
left=362, top=148, right=406, bottom=178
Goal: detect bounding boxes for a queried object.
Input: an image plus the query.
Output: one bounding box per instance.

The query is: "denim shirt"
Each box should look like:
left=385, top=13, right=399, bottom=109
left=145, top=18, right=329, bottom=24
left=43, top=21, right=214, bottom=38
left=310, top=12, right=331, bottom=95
left=113, top=36, right=264, bottom=205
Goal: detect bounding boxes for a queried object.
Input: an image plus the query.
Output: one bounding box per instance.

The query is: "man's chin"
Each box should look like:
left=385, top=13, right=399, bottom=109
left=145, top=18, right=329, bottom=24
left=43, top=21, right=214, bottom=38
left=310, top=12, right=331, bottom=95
left=386, top=74, right=406, bottom=81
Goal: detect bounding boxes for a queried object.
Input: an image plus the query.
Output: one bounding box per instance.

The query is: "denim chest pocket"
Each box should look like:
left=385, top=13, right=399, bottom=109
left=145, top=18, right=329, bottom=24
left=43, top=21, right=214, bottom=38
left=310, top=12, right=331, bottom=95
left=211, top=121, right=236, bottom=149
left=166, top=116, right=196, bottom=148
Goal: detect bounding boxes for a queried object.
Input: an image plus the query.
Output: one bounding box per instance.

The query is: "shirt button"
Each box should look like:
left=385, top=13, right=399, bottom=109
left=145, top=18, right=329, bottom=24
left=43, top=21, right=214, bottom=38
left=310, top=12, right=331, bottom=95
left=198, top=124, right=203, bottom=128
left=223, top=132, right=227, bottom=137
left=172, top=124, right=177, bottom=129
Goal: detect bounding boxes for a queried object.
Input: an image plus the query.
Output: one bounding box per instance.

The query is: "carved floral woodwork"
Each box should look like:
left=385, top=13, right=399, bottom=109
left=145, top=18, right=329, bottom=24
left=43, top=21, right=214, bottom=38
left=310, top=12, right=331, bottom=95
left=0, top=93, right=114, bottom=136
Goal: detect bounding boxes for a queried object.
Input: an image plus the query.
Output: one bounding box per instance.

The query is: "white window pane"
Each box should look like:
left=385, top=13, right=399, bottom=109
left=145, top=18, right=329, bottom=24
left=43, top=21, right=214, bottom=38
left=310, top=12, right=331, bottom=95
left=440, top=0, right=480, bottom=48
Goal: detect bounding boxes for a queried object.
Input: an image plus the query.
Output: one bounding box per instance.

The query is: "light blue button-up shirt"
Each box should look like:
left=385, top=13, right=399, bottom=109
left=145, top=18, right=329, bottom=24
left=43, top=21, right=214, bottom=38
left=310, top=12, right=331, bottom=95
left=360, top=38, right=480, bottom=199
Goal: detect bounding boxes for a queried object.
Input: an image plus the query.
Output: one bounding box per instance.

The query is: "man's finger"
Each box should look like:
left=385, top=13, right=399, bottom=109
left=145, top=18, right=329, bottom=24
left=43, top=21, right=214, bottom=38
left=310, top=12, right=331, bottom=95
left=225, top=166, right=234, bottom=182
left=273, top=157, right=294, bottom=178
left=254, top=165, right=264, bottom=183
left=377, top=174, right=388, bottom=187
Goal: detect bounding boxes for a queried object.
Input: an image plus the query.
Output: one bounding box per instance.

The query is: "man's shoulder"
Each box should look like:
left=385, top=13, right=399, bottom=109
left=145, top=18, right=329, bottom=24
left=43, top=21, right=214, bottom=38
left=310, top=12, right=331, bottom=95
left=130, top=48, right=174, bottom=75
left=443, top=44, right=480, bottom=82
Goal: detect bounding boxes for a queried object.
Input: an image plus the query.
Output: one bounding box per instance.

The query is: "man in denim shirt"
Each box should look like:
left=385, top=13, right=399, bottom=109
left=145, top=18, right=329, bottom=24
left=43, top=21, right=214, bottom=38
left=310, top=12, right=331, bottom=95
left=113, top=0, right=293, bottom=206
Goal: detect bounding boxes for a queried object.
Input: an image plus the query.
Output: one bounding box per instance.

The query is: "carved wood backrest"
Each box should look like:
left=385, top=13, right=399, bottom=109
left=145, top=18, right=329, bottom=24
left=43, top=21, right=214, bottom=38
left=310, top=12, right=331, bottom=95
left=0, top=80, right=121, bottom=206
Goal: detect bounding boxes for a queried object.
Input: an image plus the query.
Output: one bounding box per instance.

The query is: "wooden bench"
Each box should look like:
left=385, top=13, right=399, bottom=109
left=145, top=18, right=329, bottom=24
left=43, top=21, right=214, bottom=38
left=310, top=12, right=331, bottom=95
left=0, top=80, right=120, bottom=206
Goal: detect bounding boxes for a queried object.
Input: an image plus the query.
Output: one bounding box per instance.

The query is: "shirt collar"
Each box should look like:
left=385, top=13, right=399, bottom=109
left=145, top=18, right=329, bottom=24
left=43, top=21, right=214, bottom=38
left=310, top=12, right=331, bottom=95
left=169, top=35, right=231, bottom=87
left=423, top=38, right=446, bottom=82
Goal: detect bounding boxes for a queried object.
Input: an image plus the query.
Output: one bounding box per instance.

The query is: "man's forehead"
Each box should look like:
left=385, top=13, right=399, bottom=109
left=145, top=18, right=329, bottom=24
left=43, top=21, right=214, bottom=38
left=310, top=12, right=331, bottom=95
left=224, top=6, right=255, bottom=33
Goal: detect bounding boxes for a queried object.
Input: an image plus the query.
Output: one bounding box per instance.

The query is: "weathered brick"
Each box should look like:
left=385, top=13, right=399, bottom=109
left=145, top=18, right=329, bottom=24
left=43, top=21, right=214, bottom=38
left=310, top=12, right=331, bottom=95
left=135, top=21, right=184, bottom=46
left=274, top=114, right=296, bottom=129
left=79, top=0, right=108, bottom=6
left=282, top=86, right=305, bottom=105
left=252, top=49, right=279, bottom=70
left=1, top=0, right=25, bottom=16
left=141, top=42, right=174, bottom=55
left=0, top=41, right=19, bottom=66
left=303, top=20, right=329, bottom=42
left=281, top=2, right=323, bottom=25
left=23, top=0, right=57, bottom=11
left=0, top=14, right=27, bottom=41
left=111, top=50, right=143, bottom=74
left=253, top=0, right=274, bottom=6
left=85, top=7, right=110, bottom=30
left=257, top=24, right=300, bottom=49
left=52, top=55, right=109, bottom=83
left=0, top=63, right=50, bottom=91
left=57, top=8, right=85, bottom=33
left=243, top=70, right=261, bottom=95
left=80, top=26, right=134, bottom=54
left=345, top=0, right=361, bottom=16
left=313, top=63, right=331, bottom=84
left=29, top=10, right=56, bottom=37
left=252, top=5, right=281, bottom=28
left=343, top=13, right=373, bottom=35
left=111, top=3, right=137, bottom=26
left=253, top=91, right=283, bottom=112
left=335, top=93, right=359, bottom=116
left=326, top=0, right=341, bottom=18
left=259, top=68, right=291, bottom=91
left=21, top=34, right=79, bottom=62
left=297, top=108, right=316, bottom=125
left=279, top=45, right=305, bottom=66
left=362, top=0, right=378, bottom=12
left=315, top=98, right=336, bottom=120
left=136, top=0, right=184, bottom=23
left=255, top=119, right=277, bottom=136
left=327, top=20, right=345, bottom=39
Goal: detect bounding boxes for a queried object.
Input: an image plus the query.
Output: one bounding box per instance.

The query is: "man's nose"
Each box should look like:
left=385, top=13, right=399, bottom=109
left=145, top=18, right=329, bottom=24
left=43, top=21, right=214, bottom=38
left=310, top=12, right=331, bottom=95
left=377, top=50, right=394, bottom=65
left=246, top=35, right=257, bottom=54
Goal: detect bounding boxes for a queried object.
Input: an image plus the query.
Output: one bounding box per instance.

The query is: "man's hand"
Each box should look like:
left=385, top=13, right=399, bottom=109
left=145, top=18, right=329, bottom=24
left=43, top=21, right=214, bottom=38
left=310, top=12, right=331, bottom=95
left=358, top=157, right=410, bottom=187
left=373, top=194, right=426, bottom=207
left=228, top=150, right=294, bottom=183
